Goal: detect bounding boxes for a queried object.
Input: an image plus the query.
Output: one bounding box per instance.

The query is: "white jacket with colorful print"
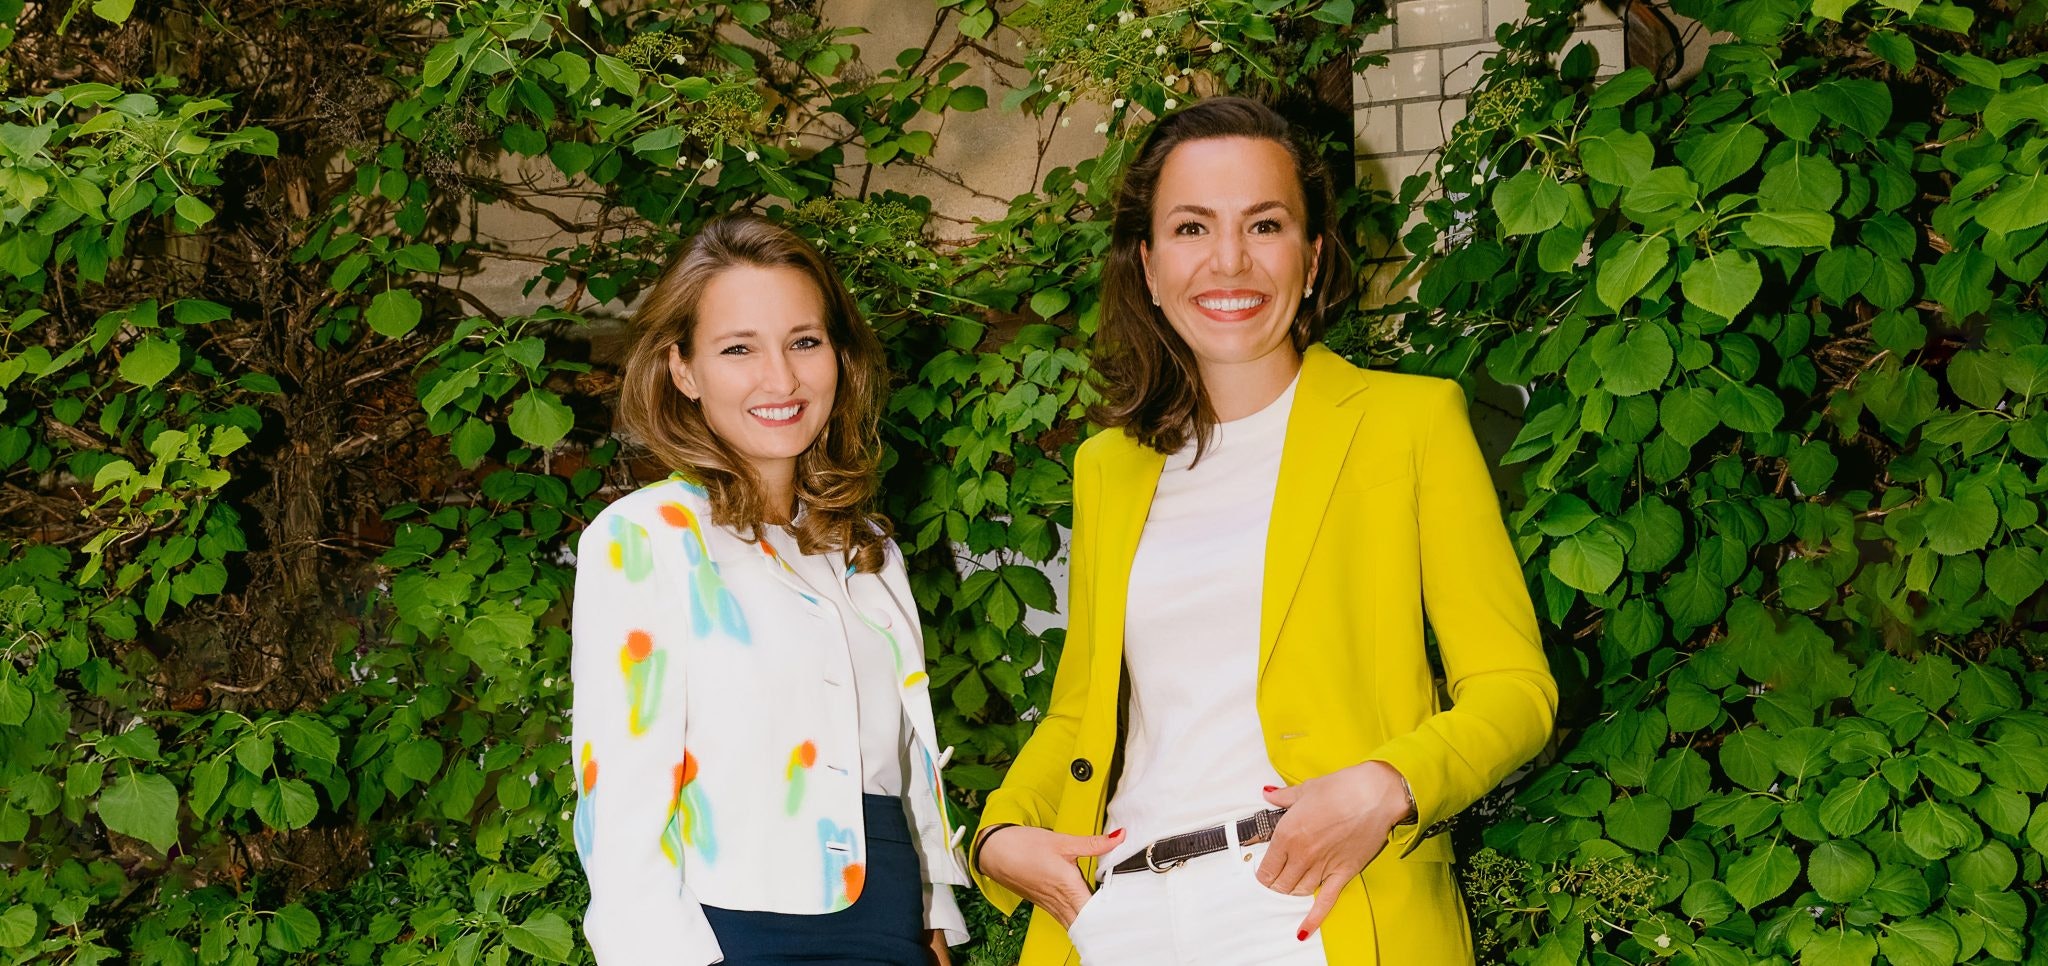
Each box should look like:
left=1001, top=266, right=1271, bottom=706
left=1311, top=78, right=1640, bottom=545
left=568, top=476, right=972, bottom=964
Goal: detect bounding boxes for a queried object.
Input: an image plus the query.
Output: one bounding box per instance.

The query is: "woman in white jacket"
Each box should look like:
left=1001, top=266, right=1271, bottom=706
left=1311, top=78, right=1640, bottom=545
left=568, top=213, right=969, bottom=965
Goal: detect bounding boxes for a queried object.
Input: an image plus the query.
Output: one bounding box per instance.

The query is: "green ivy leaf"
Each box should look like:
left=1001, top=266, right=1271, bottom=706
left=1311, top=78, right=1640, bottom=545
left=1800, top=930, right=1876, bottom=966
left=1876, top=918, right=1960, bottom=966
left=119, top=337, right=181, bottom=388
left=1900, top=801, right=1979, bottom=860
left=1759, top=154, right=1843, bottom=212
left=1604, top=792, right=1672, bottom=851
left=1680, top=122, right=1768, bottom=194
left=1659, top=386, right=1719, bottom=446
left=394, top=738, right=444, bottom=782
left=1984, top=87, right=2048, bottom=138
left=449, top=417, right=495, bottom=469
left=95, top=770, right=179, bottom=852
left=1976, top=173, right=2048, bottom=236
left=1725, top=841, right=1800, bottom=909
left=0, top=668, right=30, bottom=726
left=0, top=905, right=35, bottom=947
left=1923, top=481, right=1999, bottom=555
left=1986, top=546, right=2045, bottom=607
left=1715, top=382, right=1783, bottom=433
left=253, top=778, right=319, bottom=830
left=593, top=54, right=640, bottom=96
left=1494, top=170, right=1569, bottom=236
left=365, top=289, right=422, bottom=339
left=276, top=718, right=340, bottom=765
left=1680, top=250, right=1762, bottom=320
left=508, top=390, right=574, bottom=449
left=1596, top=235, right=1672, bottom=310
left=1593, top=323, right=1674, bottom=395
left=1720, top=728, right=1779, bottom=790
left=504, top=911, right=574, bottom=962
left=172, top=194, right=215, bottom=227
left=1814, top=79, right=1892, bottom=137
left=1741, top=210, right=1835, bottom=247
left=1809, top=839, right=1877, bottom=902
left=265, top=904, right=320, bottom=953
left=1549, top=528, right=1625, bottom=593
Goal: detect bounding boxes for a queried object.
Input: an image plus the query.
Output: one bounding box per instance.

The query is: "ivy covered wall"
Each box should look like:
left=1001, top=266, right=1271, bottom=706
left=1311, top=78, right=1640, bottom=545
left=2, top=0, right=2045, bottom=964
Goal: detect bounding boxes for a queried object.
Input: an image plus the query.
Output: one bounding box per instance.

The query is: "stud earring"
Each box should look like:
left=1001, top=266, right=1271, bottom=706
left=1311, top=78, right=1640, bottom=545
left=1303, top=285, right=1314, bottom=299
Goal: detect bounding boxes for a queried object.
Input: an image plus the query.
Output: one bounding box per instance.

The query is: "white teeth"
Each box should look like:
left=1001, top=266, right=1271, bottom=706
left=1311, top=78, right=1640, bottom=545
left=1196, top=296, right=1266, bottom=312
left=750, top=404, right=802, bottom=421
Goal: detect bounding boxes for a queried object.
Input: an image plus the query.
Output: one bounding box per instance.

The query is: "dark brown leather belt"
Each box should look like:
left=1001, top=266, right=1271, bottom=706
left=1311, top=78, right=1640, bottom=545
left=1110, top=808, right=1289, bottom=875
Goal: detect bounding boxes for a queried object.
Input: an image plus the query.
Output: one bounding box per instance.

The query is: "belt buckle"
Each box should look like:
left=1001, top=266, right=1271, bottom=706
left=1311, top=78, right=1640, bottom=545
left=1144, top=841, right=1185, bottom=874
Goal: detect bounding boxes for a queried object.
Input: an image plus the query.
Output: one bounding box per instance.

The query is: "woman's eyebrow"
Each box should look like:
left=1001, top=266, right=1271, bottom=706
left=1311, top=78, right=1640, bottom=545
left=1163, top=200, right=1291, bottom=218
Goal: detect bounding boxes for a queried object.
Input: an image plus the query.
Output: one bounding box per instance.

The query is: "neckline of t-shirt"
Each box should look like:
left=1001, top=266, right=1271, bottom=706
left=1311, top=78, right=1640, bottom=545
left=1217, top=371, right=1300, bottom=434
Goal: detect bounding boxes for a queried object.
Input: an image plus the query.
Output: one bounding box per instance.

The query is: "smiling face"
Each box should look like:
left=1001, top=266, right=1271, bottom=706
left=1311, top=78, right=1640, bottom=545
left=1141, top=136, right=1322, bottom=381
left=667, top=263, right=839, bottom=496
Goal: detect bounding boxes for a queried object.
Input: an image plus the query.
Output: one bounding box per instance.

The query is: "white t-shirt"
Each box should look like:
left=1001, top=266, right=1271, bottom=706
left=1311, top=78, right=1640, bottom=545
left=1101, top=375, right=1298, bottom=874
left=764, top=526, right=910, bottom=797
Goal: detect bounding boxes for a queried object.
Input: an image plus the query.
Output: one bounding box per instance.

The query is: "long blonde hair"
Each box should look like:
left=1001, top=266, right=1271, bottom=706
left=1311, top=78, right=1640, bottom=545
left=616, top=213, right=891, bottom=573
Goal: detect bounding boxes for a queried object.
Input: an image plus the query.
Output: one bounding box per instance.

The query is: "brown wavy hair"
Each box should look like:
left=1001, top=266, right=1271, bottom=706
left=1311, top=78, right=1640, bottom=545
left=1092, top=96, right=1356, bottom=458
left=617, top=213, right=892, bottom=573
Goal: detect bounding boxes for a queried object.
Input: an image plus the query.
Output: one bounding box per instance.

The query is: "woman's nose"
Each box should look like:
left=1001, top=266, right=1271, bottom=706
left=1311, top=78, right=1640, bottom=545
left=1211, top=231, right=1251, bottom=275
left=762, top=349, right=800, bottom=392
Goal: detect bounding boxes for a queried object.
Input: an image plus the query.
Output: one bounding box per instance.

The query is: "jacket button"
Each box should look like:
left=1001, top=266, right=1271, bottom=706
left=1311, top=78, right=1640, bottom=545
left=1070, top=758, right=1093, bottom=782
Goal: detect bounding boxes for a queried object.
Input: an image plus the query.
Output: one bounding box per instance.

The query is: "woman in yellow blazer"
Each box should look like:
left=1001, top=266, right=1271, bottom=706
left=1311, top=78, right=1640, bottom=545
left=971, top=98, right=1557, bottom=965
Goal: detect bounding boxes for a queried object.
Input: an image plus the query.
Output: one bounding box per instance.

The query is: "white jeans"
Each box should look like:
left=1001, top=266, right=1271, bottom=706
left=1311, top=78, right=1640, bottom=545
left=1064, top=824, right=1333, bottom=966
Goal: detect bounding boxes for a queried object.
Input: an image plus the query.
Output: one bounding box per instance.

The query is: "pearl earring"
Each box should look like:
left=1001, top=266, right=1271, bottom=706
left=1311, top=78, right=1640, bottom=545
left=1303, top=285, right=1314, bottom=299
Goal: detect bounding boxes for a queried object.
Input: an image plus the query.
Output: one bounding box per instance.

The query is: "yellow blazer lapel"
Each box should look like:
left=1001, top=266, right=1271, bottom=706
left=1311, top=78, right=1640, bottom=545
left=1087, top=431, right=1165, bottom=685
left=1260, top=345, right=1371, bottom=678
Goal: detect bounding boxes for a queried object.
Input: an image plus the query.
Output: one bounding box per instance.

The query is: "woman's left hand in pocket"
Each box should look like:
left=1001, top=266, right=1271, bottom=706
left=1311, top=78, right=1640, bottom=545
left=1255, top=761, right=1414, bottom=940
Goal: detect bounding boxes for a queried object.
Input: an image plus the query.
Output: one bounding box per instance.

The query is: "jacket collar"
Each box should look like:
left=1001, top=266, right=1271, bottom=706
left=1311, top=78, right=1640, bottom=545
left=1259, top=344, right=1370, bottom=677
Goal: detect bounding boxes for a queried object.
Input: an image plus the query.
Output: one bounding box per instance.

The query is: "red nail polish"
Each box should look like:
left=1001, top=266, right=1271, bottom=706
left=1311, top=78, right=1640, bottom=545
left=1109, top=827, right=1124, bottom=837
left=1297, top=930, right=1309, bottom=942
left=1264, top=785, right=1279, bottom=793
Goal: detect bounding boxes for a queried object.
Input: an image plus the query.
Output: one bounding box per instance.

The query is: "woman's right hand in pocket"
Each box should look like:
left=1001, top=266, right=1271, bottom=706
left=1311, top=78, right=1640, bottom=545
left=979, top=826, right=1125, bottom=928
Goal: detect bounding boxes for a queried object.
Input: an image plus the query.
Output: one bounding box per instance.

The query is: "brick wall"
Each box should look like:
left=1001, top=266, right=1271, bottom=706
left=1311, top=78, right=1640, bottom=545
left=1354, top=0, right=1628, bottom=306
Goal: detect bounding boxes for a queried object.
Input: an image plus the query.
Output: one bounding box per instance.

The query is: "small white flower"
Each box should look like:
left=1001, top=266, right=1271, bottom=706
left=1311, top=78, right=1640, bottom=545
left=1210, top=40, right=1224, bottom=53
left=1164, top=97, right=1177, bottom=109
left=1654, top=935, right=1672, bottom=949
left=1156, top=43, right=1168, bottom=56
left=672, top=54, right=687, bottom=65
left=1590, top=932, right=1602, bottom=943
left=927, top=262, right=938, bottom=270
left=542, top=677, right=554, bottom=688
left=1164, top=73, right=1178, bottom=86
left=1086, top=23, right=1097, bottom=31
left=787, top=135, right=801, bottom=146
left=1141, top=27, right=1154, bottom=38
left=577, top=0, right=590, bottom=7
left=1119, top=10, right=1135, bottom=23
left=1112, top=97, right=1127, bottom=109
left=905, top=241, right=917, bottom=250
left=1037, top=68, right=1048, bottom=78
left=702, top=157, right=719, bottom=169
left=561, top=810, right=573, bottom=821
left=744, top=150, right=759, bottom=162
left=1061, top=116, right=1071, bottom=127
left=1016, top=39, right=1026, bottom=48
left=1093, top=121, right=1109, bottom=134
left=589, top=97, right=601, bottom=106
left=1059, top=89, right=1073, bottom=101
left=677, top=156, right=689, bottom=167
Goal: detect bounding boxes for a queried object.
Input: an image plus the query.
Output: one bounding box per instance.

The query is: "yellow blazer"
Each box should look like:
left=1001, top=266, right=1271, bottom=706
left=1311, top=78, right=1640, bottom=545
left=972, top=344, right=1557, bottom=965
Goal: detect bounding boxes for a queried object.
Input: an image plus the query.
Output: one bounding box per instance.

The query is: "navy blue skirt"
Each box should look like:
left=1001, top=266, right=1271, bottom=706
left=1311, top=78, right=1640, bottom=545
left=701, top=794, right=929, bottom=965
